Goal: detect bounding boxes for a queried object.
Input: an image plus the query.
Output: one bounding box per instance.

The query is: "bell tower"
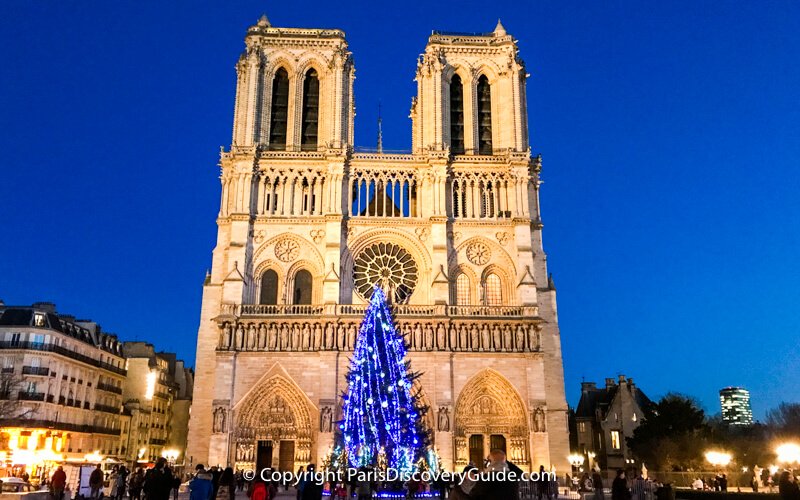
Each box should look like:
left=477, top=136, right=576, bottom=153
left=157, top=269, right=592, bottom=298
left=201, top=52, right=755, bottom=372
left=231, top=15, right=355, bottom=151
left=411, top=20, right=529, bottom=154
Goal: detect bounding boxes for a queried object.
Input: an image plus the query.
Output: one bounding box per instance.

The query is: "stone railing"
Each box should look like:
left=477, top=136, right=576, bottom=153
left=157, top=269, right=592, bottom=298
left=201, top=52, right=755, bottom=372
left=215, top=306, right=542, bottom=354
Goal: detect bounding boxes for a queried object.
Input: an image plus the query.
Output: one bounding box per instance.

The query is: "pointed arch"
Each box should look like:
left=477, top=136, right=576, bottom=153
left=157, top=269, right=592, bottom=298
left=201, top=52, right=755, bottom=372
left=268, top=67, right=290, bottom=150
left=476, top=74, right=493, bottom=155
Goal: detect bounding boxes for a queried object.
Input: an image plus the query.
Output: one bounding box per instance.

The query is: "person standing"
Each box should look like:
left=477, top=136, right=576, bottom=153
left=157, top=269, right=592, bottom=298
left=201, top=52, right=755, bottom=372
left=190, top=465, right=214, bottom=500
left=89, top=464, right=105, bottom=499
left=301, top=464, right=323, bottom=500
left=146, top=458, right=175, bottom=500
left=51, top=466, right=67, bottom=500
left=215, top=468, right=236, bottom=500
left=779, top=471, right=800, bottom=500
left=129, top=468, right=145, bottom=500
left=592, top=470, right=605, bottom=500
left=612, top=470, right=631, bottom=500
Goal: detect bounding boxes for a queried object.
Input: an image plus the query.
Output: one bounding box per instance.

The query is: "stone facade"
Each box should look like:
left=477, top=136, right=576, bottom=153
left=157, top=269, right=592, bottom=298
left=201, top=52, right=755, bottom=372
left=187, top=16, right=570, bottom=473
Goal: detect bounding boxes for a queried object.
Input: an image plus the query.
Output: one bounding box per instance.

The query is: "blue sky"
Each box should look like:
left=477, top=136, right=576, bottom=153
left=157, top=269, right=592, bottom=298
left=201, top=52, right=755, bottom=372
left=1, top=1, right=798, bottom=419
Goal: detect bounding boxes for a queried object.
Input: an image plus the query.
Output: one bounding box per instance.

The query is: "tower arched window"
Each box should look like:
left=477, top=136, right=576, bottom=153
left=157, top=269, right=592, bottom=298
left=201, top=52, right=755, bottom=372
left=477, top=75, right=492, bottom=155
left=268, top=68, right=289, bottom=150
left=483, top=273, right=502, bottom=306
left=480, top=181, right=495, bottom=218
left=456, top=273, right=471, bottom=305
left=259, top=270, right=279, bottom=305
left=293, top=269, right=313, bottom=305
left=301, top=69, right=320, bottom=151
left=450, top=74, right=465, bottom=155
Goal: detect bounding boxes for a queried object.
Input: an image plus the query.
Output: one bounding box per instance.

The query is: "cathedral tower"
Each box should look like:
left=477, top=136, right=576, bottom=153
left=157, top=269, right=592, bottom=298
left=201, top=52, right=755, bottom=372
left=187, top=17, right=569, bottom=474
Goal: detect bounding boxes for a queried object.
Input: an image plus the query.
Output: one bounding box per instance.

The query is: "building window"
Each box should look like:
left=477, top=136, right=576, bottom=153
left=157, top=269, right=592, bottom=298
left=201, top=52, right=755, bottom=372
left=268, top=68, right=289, bottom=150
left=579, top=422, right=586, bottom=433
left=450, top=74, right=465, bottom=154
left=259, top=270, right=279, bottom=305
left=480, top=181, right=495, bottom=218
left=456, top=274, right=471, bottom=305
left=33, top=313, right=46, bottom=327
left=477, top=75, right=492, bottom=155
left=611, top=430, right=621, bottom=450
left=26, top=381, right=37, bottom=394
left=300, top=69, right=319, bottom=151
left=483, top=273, right=502, bottom=306
left=292, top=270, right=313, bottom=305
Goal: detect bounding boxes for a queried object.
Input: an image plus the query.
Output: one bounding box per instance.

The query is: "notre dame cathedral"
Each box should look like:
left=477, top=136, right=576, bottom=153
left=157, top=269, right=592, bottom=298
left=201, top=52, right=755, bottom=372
left=187, top=15, right=570, bottom=474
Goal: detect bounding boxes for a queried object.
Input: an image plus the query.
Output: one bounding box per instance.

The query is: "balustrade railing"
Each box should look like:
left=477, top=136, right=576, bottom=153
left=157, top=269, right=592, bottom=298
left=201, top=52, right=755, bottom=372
left=229, top=303, right=536, bottom=318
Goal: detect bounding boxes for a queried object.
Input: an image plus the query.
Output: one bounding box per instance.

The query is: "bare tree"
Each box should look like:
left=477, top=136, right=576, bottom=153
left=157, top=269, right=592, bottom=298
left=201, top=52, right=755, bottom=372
left=766, top=402, right=800, bottom=437
left=0, top=371, right=37, bottom=421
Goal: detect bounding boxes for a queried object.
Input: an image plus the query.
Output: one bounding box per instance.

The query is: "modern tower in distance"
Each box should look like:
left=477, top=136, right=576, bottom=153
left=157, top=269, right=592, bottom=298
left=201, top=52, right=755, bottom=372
left=719, top=387, right=753, bottom=426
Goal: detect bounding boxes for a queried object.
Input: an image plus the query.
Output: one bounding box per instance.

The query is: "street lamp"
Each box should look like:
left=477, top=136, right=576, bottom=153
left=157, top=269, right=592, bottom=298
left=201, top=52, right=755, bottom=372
left=568, top=453, right=586, bottom=471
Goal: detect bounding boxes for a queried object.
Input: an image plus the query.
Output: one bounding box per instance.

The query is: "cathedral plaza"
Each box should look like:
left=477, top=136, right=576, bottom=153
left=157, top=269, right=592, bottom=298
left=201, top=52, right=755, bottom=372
left=186, top=15, right=570, bottom=475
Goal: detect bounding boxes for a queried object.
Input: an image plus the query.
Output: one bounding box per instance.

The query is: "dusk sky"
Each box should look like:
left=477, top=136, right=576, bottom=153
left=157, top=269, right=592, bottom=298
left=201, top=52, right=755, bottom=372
left=1, top=1, right=798, bottom=419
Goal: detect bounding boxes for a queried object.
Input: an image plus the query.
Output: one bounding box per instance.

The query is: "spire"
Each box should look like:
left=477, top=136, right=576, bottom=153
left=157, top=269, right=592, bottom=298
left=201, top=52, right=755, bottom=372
left=493, top=19, right=507, bottom=36
left=376, top=102, right=383, bottom=154
left=257, top=14, right=270, bottom=27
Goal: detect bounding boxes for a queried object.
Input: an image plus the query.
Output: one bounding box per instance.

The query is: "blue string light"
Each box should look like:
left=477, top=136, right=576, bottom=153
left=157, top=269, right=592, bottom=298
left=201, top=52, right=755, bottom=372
left=337, top=286, right=429, bottom=473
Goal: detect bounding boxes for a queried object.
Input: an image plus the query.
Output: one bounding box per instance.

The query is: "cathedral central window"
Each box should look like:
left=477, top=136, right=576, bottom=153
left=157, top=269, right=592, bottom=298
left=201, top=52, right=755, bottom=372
left=353, top=242, right=418, bottom=303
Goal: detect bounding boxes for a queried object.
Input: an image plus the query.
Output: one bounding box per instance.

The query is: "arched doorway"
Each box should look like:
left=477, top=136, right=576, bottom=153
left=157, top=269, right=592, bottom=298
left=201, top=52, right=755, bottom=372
left=453, top=369, right=530, bottom=470
left=233, top=375, right=315, bottom=472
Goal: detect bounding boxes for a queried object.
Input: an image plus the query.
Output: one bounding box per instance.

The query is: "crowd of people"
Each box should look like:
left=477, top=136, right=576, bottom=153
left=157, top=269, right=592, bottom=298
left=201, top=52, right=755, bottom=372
left=48, top=457, right=181, bottom=500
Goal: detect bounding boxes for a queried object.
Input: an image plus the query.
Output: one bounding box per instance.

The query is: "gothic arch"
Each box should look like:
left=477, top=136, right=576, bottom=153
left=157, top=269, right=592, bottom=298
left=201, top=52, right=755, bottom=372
left=453, top=368, right=530, bottom=467
left=472, top=61, right=502, bottom=85
left=286, top=260, right=322, bottom=304
left=452, top=237, right=516, bottom=302
left=252, top=234, right=324, bottom=304
left=232, top=372, right=316, bottom=469
left=449, top=264, right=479, bottom=305
left=343, top=228, right=433, bottom=304
left=480, top=264, right=514, bottom=307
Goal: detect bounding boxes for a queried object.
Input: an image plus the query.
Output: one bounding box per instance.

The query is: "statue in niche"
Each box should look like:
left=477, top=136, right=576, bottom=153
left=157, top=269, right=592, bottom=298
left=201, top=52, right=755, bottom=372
left=268, top=323, right=278, bottom=350
left=470, top=325, right=480, bottom=351
left=527, top=325, right=539, bottom=351
left=313, top=323, right=322, bottom=350
left=492, top=325, right=502, bottom=351
left=235, top=324, right=245, bottom=350
left=481, top=325, right=490, bottom=352
left=533, top=407, right=546, bottom=432
left=257, top=324, right=266, bottom=349
left=437, top=323, right=447, bottom=350
left=424, top=324, right=434, bottom=350
left=301, top=323, right=311, bottom=350
left=347, top=323, right=357, bottom=350
left=247, top=323, right=257, bottom=350
left=323, top=323, right=334, bottom=350
left=437, top=407, right=450, bottom=432
left=514, top=325, right=525, bottom=351
left=213, top=407, right=227, bottom=433
left=279, top=324, right=289, bottom=350
left=320, top=406, right=333, bottom=432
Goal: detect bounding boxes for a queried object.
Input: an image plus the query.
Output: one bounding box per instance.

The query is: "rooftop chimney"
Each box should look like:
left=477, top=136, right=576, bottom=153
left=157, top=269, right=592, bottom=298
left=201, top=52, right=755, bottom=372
left=32, top=302, right=56, bottom=313
left=605, top=378, right=616, bottom=389
left=581, top=382, right=597, bottom=394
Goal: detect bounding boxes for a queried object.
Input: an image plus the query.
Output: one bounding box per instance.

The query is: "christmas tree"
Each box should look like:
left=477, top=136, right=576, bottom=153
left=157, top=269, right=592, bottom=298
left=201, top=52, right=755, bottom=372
left=337, top=285, right=430, bottom=473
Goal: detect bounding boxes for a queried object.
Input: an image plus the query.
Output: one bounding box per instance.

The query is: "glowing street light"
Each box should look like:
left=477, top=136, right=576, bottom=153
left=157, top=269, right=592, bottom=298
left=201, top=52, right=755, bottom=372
left=568, top=453, right=586, bottom=470
left=776, top=443, right=800, bottom=466
left=161, top=449, right=180, bottom=464
left=84, top=451, right=104, bottom=463
left=705, top=451, right=732, bottom=468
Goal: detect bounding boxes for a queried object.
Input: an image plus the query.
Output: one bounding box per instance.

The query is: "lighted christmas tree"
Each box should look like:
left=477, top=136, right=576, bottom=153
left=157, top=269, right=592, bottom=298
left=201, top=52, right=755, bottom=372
left=337, top=285, right=430, bottom=473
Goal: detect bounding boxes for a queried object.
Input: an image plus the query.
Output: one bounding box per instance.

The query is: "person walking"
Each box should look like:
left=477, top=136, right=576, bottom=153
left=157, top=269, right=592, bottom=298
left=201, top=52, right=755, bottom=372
left=190, top=465, right=214, bottom=500
left=301, top=465, right=323, bottom=500
left=215, top=468, right=236, bottom=500
left=146, top=458, right=175, bottom=500
left=51, top=466, right=67, bottom=500
left=129, top=468, right=145, bottom=500
left=89, top=464, right=104, bottom=499
left=612, top=470, right=631, bottom=500
left=468, top=449, right=519, bottom=500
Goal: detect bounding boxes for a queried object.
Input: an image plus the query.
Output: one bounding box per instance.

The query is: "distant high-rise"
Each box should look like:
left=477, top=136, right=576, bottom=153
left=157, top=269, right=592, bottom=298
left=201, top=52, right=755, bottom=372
left=719, top=387, right=753, bottom=425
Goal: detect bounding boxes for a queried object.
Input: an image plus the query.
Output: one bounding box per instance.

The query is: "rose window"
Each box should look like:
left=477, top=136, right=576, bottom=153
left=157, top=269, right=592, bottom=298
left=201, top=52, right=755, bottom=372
left=353, top=242, right=418, bottom=303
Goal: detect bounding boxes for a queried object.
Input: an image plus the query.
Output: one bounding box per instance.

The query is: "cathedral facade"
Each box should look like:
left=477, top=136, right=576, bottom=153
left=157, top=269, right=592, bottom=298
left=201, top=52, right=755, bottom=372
left=187, top=16, right=570, bottom=473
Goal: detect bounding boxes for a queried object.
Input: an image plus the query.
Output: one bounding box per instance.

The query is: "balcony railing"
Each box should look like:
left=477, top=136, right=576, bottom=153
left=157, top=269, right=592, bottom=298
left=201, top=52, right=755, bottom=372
left=94, top=404, right=120, bottom=414
left=22, top=366, right=50, bottom=376
left=232, top=303, right=538, bottom=318
left=0, top=341, right=127, bottom=376
left=97, top=382, right=123, bottom=395
left=153, top=391, right=170, bottom=401
left=149, top=438, right=166, bottom=446
left=17, top=392, right=45, bottom=401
